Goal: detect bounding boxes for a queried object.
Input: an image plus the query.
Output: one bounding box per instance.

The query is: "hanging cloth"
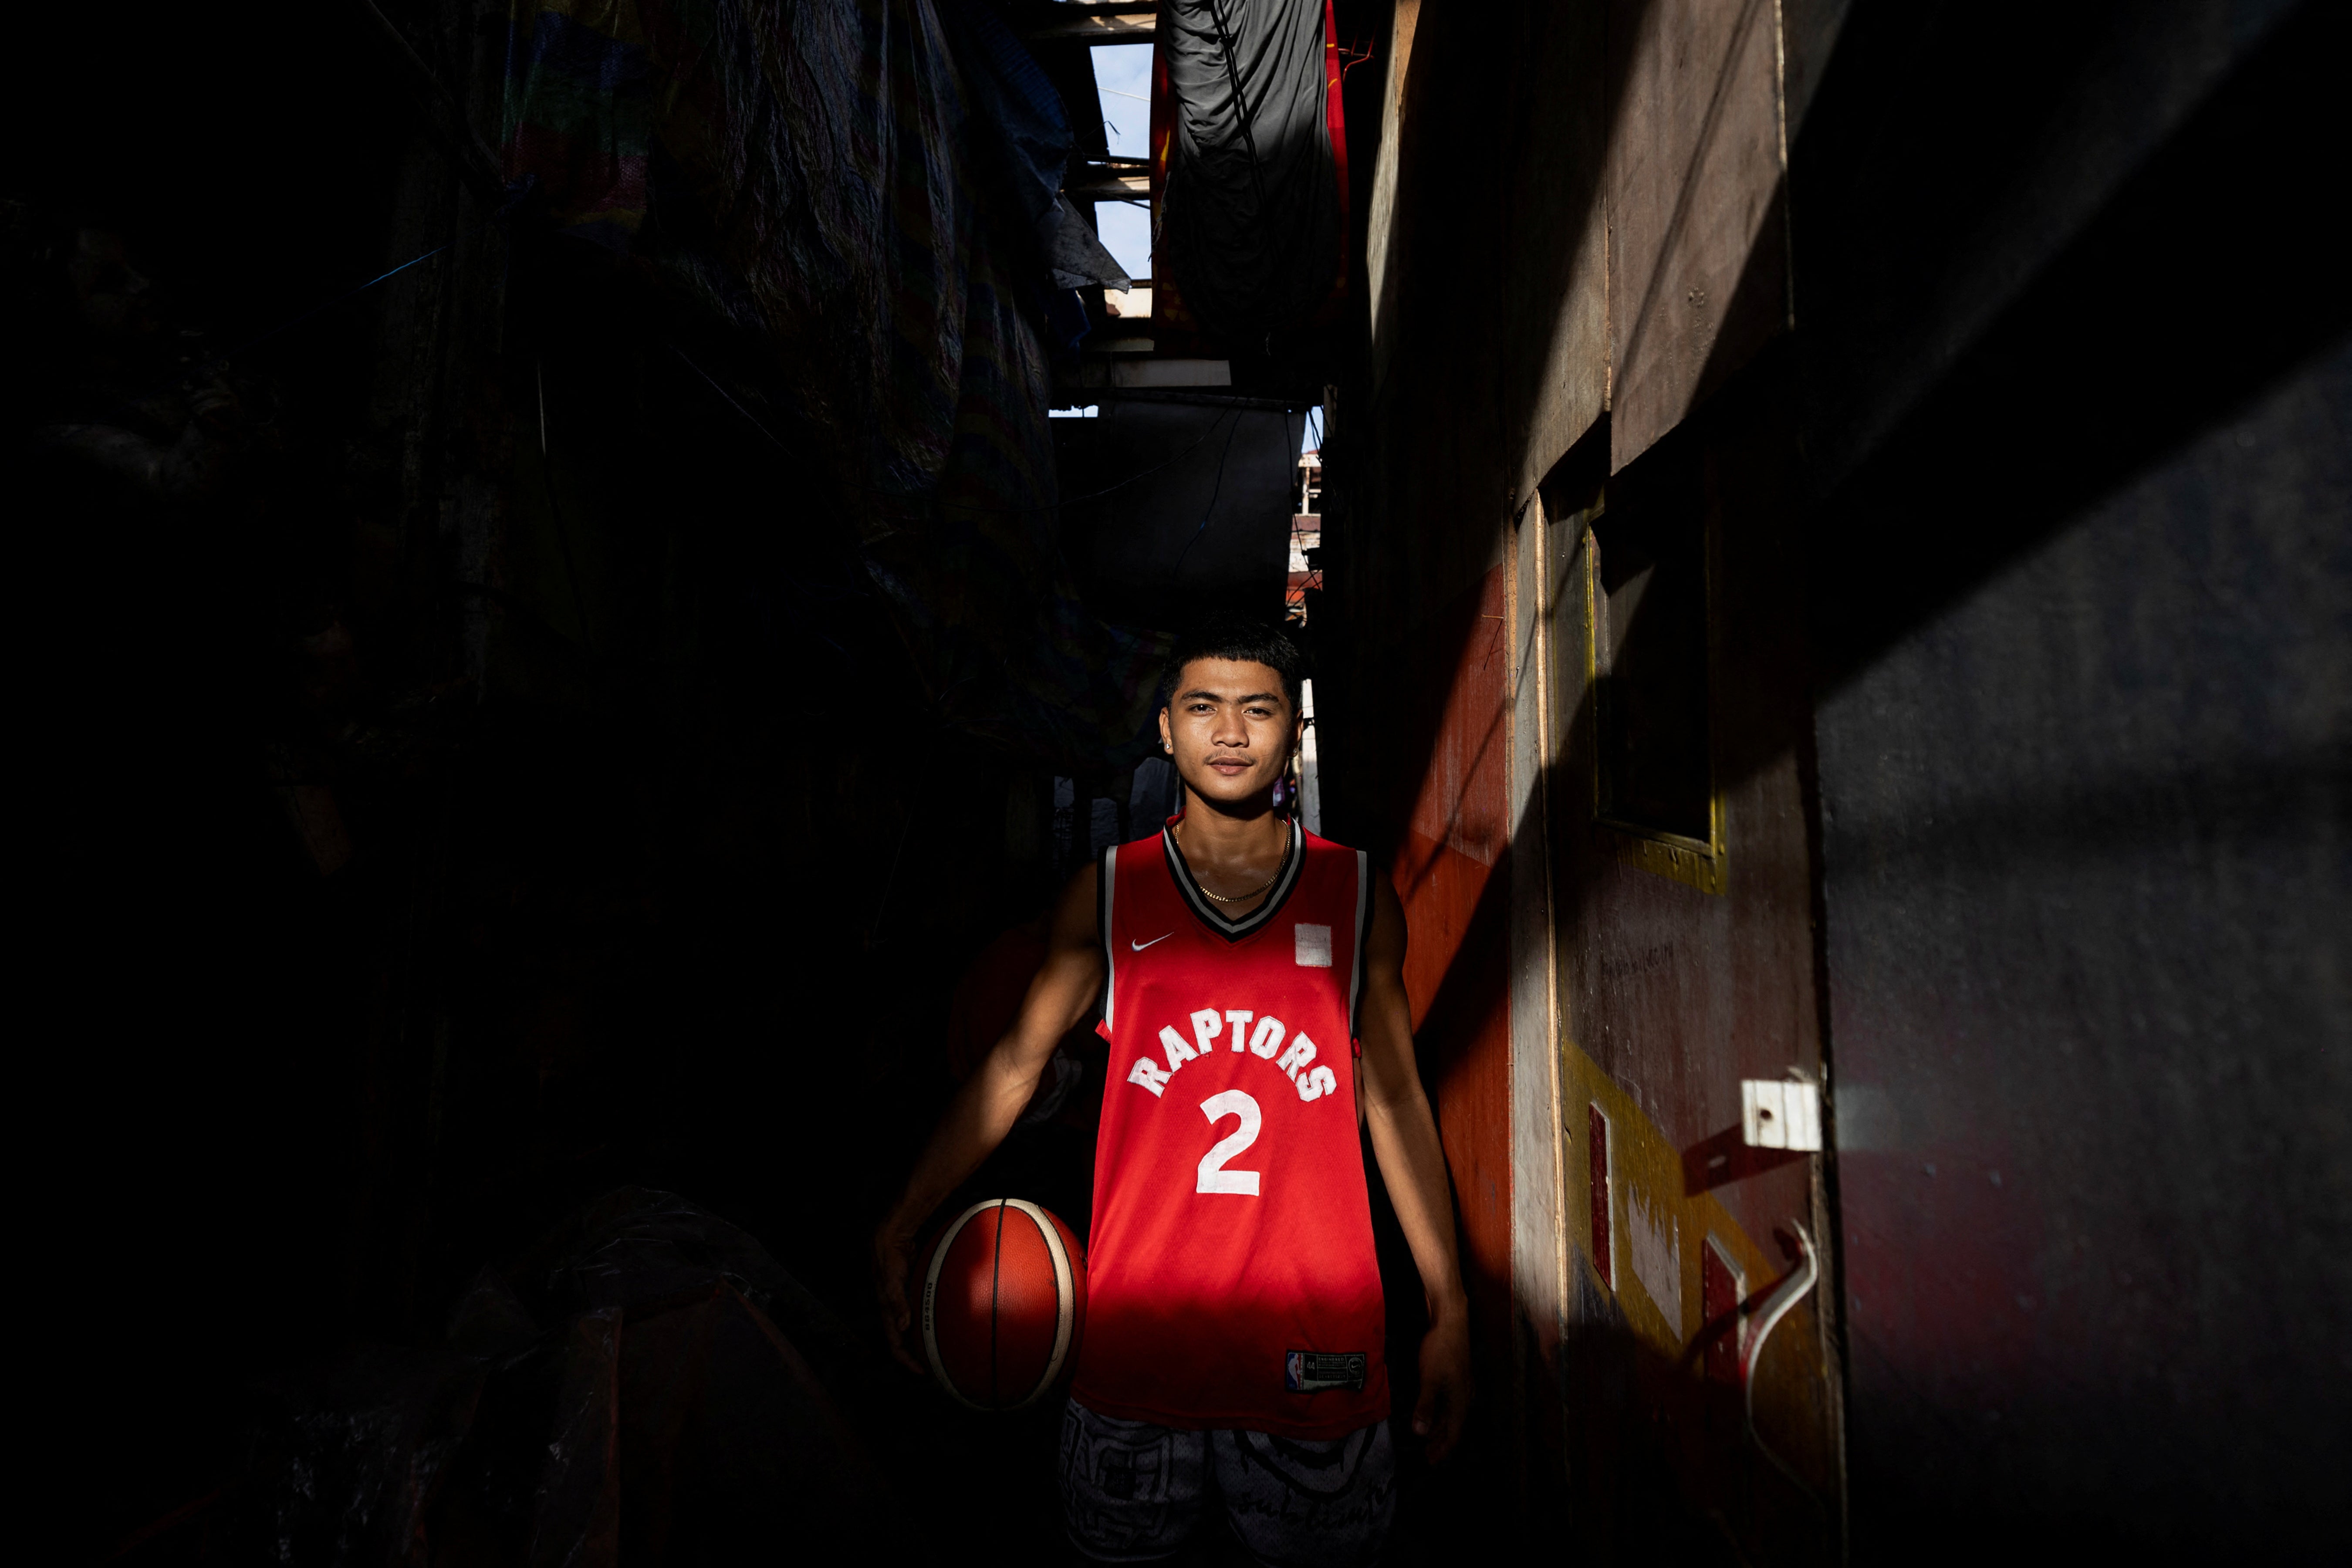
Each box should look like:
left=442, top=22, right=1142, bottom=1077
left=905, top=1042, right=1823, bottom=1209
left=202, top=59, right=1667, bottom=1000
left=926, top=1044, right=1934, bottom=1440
left=1152, top=0, right=1348, bottom=343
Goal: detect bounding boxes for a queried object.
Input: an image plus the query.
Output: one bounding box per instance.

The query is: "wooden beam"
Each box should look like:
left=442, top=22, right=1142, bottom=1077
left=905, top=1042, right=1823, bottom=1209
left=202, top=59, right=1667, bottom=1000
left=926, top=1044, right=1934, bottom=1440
left=1066, top=170, right=1151, bottom=200
left=1062, top=358, right=1236, bottom=390
left=1023, top=7, right=1158, bottom=44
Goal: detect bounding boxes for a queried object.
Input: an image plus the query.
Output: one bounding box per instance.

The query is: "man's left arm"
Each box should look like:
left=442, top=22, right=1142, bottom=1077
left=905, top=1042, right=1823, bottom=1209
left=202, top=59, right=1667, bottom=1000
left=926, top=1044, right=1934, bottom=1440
left=1357, top=872, right=1473, bottom=1461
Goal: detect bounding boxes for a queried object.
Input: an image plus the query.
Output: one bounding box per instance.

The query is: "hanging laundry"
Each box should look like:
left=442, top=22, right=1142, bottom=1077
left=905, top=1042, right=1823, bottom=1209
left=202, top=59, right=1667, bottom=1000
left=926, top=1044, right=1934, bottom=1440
left=1154, top=0, right=1349, bottom=343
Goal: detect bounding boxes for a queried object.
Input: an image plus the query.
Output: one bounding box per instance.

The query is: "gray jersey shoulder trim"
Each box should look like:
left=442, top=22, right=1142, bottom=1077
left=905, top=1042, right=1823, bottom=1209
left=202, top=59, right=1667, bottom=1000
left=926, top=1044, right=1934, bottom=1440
left=1098, top=843, right=1119, bottom=1031
left=1349, top=848, right=1371, bottom=1035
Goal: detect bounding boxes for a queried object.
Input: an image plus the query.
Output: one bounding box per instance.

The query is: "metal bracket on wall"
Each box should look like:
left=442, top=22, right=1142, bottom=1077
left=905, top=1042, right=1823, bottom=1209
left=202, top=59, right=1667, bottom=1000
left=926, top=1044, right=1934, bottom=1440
left=1740, top=1075, right=1823, bottom=1151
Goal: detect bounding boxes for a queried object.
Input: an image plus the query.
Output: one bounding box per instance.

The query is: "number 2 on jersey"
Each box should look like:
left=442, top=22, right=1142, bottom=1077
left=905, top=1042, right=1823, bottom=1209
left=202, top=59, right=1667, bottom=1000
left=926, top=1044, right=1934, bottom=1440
left=1196, top=1090, right=1262, bottom=1196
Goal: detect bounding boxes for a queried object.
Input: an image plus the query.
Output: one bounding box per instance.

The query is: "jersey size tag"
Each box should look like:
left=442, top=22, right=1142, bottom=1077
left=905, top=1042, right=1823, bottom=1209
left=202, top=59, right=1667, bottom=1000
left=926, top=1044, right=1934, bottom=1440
left=1294, top=923, right=1333, bottom=967
left=1284, top=1351, right=1368, bottom=1393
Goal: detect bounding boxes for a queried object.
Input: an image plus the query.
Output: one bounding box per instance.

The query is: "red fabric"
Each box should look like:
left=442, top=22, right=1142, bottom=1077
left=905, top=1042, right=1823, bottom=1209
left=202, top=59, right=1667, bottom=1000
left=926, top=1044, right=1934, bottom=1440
left=1073, top=828, right=1388, bottom=1437
left=1323, top=0, right=1349, bottom=252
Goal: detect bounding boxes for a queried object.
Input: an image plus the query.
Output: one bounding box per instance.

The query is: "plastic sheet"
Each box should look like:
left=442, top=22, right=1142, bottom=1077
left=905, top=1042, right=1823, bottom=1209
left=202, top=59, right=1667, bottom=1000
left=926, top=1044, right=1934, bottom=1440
left=503, top=1, right=1170, bottom=770
left=230, top=1345, right=488, bottom=1568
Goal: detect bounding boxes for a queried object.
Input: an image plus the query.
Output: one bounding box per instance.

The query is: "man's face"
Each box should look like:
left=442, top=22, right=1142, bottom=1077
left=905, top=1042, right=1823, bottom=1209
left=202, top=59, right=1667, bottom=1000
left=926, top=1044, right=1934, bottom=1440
left=1158, top=659, right=1301, bottom=811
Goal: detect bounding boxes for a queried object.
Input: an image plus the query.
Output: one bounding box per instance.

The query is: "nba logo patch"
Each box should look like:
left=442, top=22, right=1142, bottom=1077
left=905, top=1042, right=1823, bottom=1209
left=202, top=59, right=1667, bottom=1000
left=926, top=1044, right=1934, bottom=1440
left=1285, top=1350, right=1368, bottom=1392
left=1294, top=923, right=1333, bottom=967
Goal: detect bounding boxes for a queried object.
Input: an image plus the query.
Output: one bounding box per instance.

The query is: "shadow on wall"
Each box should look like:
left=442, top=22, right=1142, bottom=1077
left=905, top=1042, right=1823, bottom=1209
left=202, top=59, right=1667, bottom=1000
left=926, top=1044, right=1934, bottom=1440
left=1327, top=0, right=2350, bottom=1558
left=1340, top=0, right=2352, bottom=997
left=1821, top=333, right=2352, bottom=1561
left=1795, top=0, right=2352, bottom=691
left=1346, top=0, right=2351, bottom=829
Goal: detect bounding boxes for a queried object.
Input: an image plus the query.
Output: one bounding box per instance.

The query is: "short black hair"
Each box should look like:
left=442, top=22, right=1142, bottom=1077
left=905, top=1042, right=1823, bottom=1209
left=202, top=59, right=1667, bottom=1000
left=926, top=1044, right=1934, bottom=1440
left=1161, top=614, right=1305, bottom=714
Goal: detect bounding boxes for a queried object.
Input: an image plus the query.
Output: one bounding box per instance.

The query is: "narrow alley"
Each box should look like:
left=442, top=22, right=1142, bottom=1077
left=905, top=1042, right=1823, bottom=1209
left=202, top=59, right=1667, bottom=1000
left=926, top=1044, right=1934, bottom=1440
left=12, top=3, right=2345, bottom=1565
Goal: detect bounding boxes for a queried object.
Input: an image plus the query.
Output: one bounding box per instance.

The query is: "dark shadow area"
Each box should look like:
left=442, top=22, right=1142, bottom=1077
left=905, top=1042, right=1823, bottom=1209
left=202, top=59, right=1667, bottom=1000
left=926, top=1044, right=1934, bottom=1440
left=1554, top=1264, right=1838, bottom=1568
left=17, top=0, right=2348, bottom=1562
left=1820, top=332, right=2350, bottom=1562
left=10, top=6, right=1071, bottom=1559
left=1794, top=0, right=2351, bottom=686
left=1591, top=424, right=1714, bottom=841
left=1326, top=4, right=2348, bottom=1559
left=1771, top=10, right=2352, bottom=1561
left=1052, top=394, right=1303, bottom=632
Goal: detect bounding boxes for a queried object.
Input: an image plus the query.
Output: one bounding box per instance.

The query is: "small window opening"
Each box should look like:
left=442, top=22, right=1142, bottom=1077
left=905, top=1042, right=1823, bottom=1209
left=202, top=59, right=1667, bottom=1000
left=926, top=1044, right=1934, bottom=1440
left=1589, top=445, right=1711, bottom=842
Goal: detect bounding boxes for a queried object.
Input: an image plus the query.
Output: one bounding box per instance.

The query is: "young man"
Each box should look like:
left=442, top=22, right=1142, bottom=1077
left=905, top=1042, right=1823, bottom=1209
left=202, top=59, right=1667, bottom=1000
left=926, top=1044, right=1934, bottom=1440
left=874, top=618, right=1470, bottom=1565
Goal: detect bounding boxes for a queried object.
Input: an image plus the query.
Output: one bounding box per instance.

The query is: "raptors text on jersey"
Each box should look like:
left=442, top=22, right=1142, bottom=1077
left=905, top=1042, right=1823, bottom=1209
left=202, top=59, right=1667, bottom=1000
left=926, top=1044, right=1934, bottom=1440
left=1071, top=815, right=1389, bottom=1437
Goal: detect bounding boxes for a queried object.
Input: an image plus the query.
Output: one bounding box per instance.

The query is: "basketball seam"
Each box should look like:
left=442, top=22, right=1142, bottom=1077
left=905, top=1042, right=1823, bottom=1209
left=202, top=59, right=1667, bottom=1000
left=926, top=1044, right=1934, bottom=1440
left=987, top=1196, right=1007, bottom=1408
left=1004, top=1198, right=1075, bottom=1407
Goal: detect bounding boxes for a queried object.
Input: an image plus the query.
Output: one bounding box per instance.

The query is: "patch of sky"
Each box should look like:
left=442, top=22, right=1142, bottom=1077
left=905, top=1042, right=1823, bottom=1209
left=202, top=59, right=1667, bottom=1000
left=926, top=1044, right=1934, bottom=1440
left=1049, top=406, right=1101, bottom=419
left=1301, top=405, right=1325, bottom=455
left=1090, top=44, right=1153, bottom=280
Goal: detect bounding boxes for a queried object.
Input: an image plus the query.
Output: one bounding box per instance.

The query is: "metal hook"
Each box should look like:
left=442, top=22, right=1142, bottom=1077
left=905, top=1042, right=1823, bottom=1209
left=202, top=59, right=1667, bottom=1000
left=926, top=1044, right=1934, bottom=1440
left=1741, top=1220, right=1826, bottom=1510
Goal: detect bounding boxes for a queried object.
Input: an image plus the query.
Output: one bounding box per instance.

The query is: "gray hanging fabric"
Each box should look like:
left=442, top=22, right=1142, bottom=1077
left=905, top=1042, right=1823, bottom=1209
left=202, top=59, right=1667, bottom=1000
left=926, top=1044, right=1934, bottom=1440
left=1157, top=0, right=1341, bottom=340
left=1040, top=195, right=1134, bottom=291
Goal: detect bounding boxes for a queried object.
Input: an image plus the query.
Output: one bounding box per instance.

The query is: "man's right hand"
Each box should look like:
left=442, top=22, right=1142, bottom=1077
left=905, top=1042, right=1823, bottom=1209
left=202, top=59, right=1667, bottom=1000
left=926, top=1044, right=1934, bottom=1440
left=872, top=1220, right=928, bottom=1375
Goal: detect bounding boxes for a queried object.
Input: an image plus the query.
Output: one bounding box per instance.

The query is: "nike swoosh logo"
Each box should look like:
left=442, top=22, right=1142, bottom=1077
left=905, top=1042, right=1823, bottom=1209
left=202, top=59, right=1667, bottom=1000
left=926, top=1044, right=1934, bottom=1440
left=1130, top=933, right=1174, bottom=951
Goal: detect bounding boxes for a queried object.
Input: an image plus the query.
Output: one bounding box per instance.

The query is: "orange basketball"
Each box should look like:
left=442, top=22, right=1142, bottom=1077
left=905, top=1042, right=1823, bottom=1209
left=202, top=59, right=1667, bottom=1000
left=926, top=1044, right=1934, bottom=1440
left=919, top=1198, right=1086, bottom=1410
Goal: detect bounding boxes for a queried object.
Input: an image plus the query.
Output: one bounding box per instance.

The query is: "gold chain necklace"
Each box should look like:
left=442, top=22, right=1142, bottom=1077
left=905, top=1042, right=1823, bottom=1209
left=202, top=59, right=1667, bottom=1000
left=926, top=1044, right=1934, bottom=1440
left=1177, top=824, right=1288, bottom=903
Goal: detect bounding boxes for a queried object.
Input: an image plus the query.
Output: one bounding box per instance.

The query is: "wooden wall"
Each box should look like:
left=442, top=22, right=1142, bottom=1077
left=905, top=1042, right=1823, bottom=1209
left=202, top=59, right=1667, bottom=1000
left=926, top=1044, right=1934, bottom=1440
left=1329, top=0, right=2346, bottom=1561
left=1329, top=3, right=1845, bottom=1559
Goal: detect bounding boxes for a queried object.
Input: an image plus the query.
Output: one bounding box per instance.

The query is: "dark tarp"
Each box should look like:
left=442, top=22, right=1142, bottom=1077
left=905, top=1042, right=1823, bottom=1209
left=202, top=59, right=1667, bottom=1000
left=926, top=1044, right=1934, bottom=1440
left=159, top=1190, right=909, bottom=1565
left=501, top=0, right=1168, bottom=772
left=933, top=0, right=1071, bottom=236
left=936, top=2, right=1129, bottom=293
left=1154, top=0, right=1345, bottom=341
left=1054, top=400, right=1299, bottom=630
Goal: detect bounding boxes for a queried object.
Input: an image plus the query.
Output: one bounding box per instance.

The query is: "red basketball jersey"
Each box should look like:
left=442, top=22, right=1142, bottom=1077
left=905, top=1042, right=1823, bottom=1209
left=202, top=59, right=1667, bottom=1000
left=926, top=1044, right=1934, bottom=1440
left=1072, top=815, right=1389, bottom=1437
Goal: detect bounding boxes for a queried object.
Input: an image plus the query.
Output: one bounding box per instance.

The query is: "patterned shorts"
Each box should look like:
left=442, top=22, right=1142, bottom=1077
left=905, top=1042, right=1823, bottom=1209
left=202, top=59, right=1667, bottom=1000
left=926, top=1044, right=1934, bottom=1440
left=1058, top=1399, right=1396, bottom=1567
